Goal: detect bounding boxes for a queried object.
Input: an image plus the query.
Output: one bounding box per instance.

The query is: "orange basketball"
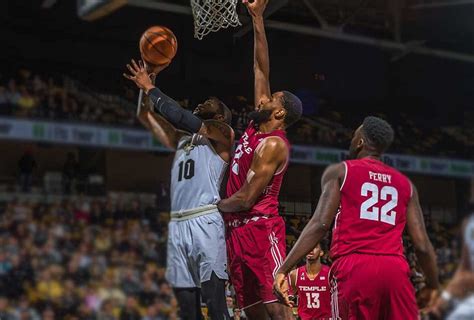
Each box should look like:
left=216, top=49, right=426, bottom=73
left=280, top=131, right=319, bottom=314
left=139, top=26, right=178, bottom=66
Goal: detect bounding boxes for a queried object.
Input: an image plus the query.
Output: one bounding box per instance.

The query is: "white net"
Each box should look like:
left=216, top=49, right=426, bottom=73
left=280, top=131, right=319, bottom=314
left=191, top=0, right=242, bottom=40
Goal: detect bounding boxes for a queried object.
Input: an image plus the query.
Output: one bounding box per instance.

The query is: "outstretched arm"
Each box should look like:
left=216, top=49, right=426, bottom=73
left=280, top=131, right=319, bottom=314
left=125, top=60, right=234, bottom=158
left=273, top=163, right=344, bottom=306
left=137, top=93, right=186, bottom=150
left=217, top=137, right=288, bottom=213
left=244, top=0, right=272, bottom=107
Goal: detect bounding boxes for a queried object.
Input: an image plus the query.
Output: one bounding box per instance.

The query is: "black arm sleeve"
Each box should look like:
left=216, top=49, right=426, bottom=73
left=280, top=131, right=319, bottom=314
left=148, top=87, right=203, bottom=133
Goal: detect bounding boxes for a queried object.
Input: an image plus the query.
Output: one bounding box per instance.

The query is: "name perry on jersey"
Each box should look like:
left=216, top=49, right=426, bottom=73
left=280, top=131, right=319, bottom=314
left=298, top=286, right=328, bottom=292
left=368, top=171, right=392, bottom=184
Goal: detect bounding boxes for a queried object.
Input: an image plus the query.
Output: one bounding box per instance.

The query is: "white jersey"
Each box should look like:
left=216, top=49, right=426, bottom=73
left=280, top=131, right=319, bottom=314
left=465, top=214, right=474, bottom=271
left=170, top=134, right=227, bottom=214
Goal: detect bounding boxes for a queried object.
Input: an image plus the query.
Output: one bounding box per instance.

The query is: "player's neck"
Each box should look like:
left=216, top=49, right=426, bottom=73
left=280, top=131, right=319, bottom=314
left=306, top=260, right=322, bottom=275
left=257, top=121, right=285, bottom=134
left=357, top=150, right=381, bottom=160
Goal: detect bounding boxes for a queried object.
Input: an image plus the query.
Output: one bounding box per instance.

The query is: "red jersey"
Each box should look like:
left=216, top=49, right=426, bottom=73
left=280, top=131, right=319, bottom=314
left=330, top=158, right=413, bottom=260
left=226, top=122, right=290, bottom=220
left=295, top=264, right=331, bottom=320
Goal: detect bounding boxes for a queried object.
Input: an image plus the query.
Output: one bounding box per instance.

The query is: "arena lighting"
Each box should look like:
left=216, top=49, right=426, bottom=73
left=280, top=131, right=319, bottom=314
left=77, top=0, right=127, bottom=21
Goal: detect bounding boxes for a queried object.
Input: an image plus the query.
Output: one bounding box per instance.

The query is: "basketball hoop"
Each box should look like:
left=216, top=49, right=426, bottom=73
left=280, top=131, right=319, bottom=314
left=191, top=0, right=242, bottom=40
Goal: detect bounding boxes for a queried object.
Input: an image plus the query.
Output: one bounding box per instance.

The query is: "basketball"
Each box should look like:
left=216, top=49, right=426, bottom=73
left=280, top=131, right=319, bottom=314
left=139, top=25, right=178, bottom=66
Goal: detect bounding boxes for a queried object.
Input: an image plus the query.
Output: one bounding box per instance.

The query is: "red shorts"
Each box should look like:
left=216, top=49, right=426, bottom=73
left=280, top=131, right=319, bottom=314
left=329, top=253, right=419, bottom=320
left=226, top=216, right=286, bottom=309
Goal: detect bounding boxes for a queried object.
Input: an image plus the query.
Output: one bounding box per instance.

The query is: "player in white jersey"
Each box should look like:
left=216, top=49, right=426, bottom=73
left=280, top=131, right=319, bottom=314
left=124, top=60, right=234, bottom=320
left=429, top=212, right=474, bottom=319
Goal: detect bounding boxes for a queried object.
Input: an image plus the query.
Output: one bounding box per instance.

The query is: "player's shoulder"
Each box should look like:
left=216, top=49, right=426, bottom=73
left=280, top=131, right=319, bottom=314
left=322, top=162, right=346, bottom=182
left=255, top=135, right=289, bottom=157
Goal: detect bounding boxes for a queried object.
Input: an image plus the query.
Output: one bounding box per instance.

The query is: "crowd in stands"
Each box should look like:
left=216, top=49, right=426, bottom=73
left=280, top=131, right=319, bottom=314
left=0, top=197, right=176, bottom=320
left=1, top=68, right=473, bottom=158
left=0, top=193, right=463, bottom=320
left=0, top=69, right=137, bottom=127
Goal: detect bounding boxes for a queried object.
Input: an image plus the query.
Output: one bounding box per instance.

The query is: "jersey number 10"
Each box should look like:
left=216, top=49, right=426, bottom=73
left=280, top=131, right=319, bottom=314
left=178, top=159, right=195, bottom=181
left=360, top=182, right=398, bottom=225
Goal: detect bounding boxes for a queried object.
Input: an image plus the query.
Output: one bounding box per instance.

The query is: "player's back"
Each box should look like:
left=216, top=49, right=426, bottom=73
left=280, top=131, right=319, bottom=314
left=295, top=264, right=331, bottom=320
left=331, top=157, right=412, bottom=260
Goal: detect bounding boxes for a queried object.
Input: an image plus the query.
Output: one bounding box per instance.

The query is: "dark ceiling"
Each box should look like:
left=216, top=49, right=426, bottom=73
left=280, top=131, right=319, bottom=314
left=0, top=0, right=473, bottom=123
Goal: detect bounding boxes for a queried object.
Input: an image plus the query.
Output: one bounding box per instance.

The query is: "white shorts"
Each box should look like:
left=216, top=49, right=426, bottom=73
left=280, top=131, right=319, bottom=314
left=447, top=294, right=474, bottom=320
left=165, top=210, right=228, bottom=288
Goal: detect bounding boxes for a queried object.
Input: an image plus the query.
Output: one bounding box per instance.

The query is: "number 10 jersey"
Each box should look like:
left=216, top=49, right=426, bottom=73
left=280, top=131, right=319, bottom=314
left=170, top=134, right=227, bottom=213
left=330, top=157, right=413, bottom=260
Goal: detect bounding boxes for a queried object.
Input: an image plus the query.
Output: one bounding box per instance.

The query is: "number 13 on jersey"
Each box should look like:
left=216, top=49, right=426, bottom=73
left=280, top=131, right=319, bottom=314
left=305, top=293, right=320, bottom=309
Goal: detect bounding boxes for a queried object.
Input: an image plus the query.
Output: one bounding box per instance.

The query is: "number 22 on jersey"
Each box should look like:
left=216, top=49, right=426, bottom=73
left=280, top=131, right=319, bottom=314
left=360, top=182, right=398, bottom=225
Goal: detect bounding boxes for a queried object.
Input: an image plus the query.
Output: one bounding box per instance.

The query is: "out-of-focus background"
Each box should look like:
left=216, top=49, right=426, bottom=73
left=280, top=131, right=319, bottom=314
left=0, top=0, right=473, bottom=319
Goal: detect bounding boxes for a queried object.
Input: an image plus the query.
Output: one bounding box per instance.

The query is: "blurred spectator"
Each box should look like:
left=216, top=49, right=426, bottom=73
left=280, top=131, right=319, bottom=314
left=62, top=152, right=79, bottom=194
left=0, top=86, right=9, bottom=114
left=119, top=296, right=141, bottom=320
left=17, top=86, right=37, bottom=116
left=17, top=148, right=37, bottom=192
left=0, top=296, right=15, bottom=320
left=156, top=181, right=170, bottom=212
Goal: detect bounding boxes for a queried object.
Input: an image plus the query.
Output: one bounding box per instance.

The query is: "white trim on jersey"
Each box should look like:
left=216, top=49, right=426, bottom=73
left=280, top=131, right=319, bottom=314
left=269, top=232, right=284, bottom=278
left=294, top=267, right=299, bottom=287
left=331, top=277, right=340, bottom=319
left=340, top=161, right=348, bottom=191
left=241, top=299, right=263, bottom=310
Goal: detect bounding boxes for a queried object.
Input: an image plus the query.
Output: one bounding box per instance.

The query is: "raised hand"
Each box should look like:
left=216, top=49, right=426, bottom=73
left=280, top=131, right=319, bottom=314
left=143, top=59, right=170, bottom=79
left=123, top=59, right=155, bottom=93
left=243, top=0, right=269, bottom=18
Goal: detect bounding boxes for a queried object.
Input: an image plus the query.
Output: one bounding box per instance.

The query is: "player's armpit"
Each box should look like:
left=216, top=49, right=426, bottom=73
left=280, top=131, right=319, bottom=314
left=217, top=137, right=287, bottom=213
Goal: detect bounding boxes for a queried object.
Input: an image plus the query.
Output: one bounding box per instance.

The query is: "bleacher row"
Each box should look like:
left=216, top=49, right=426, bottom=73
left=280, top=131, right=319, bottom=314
left=1, top=68, right=473, bottom=158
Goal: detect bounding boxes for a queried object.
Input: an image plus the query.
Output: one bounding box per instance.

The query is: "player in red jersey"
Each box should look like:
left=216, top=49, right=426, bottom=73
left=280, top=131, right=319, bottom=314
left=273, top=116, right=440, bottom=320
left=289, top=243, right=331, bottom=320
left=217, top=0, right=302, bottom=319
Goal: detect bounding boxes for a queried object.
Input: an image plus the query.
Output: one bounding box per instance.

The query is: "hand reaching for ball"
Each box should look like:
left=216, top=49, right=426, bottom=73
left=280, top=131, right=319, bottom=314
left=123, top=59, right=168, bottom=94
left=143, top=60, right=170, bottom=80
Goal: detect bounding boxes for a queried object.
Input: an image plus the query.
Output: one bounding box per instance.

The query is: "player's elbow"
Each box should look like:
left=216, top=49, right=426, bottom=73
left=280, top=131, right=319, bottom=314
left=239, top=199, right=254, bottom=212
left=238, top=194, right=256, bottom=212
